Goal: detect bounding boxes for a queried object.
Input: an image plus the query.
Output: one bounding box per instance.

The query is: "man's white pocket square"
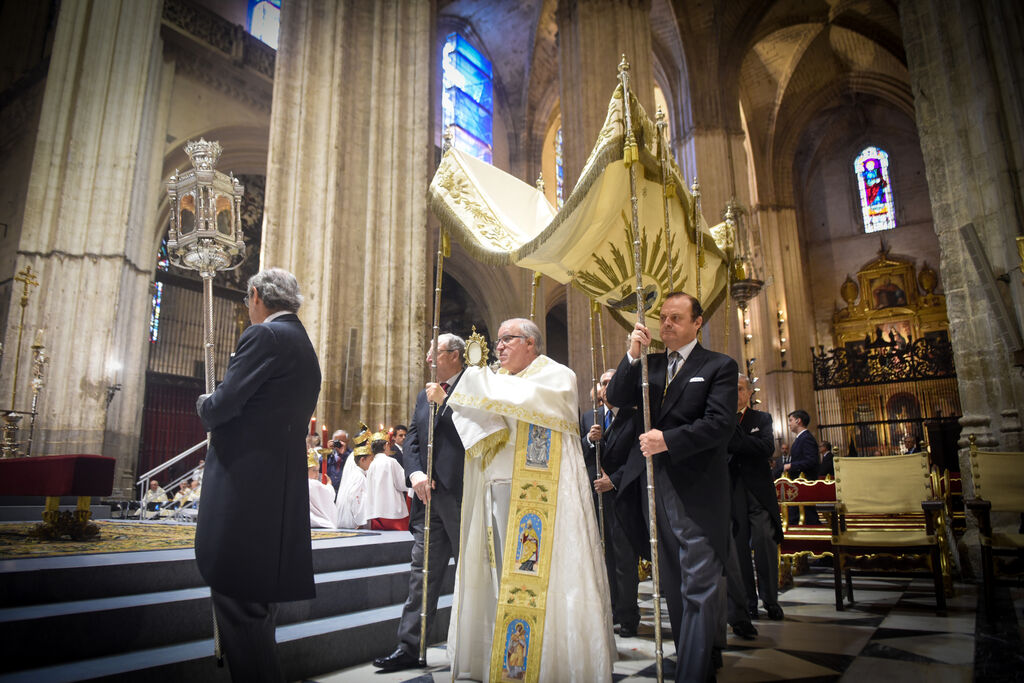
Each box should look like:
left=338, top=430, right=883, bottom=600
left=689, top=376, right=704, bottom=382
left=750, top=427, right=760, bottom=432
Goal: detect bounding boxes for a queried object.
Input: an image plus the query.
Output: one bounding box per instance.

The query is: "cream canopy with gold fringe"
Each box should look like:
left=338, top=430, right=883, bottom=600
left=429, top=83, right=729, bottom=339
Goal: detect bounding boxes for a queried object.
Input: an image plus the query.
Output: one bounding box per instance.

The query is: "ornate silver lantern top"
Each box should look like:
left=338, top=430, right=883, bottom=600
left=166, top=138, right=246, bottom=275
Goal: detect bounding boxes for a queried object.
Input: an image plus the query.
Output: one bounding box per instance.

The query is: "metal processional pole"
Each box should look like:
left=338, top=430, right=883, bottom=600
left=165, top=139, right=246, bottom=666
left=618, top=55, right=664, bottom=683
left=420, top=130, right=454, bottom=666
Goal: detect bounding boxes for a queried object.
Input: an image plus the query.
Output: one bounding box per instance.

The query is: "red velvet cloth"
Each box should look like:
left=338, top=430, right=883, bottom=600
left=0, top=455, right=115, bottom=497
left=369, top=515, right=410, bottom=531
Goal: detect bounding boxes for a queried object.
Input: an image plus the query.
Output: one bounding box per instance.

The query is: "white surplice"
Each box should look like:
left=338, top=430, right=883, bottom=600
left=365, top=453, right=410, bottom=520
left=445, top=355, right=614, bottom=682
left=336, top=456, right=369, bottom=529
left=308, top=477, right=338, bottom=528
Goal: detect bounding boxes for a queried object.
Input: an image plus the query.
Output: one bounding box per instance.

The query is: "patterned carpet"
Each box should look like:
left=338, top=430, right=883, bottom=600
left=310, top=569, right=1024, bottom=682
left=0, top=520, right=370, bottom=559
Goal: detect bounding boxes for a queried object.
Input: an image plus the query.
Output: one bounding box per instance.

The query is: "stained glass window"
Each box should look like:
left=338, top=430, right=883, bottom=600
left=443, top=33, right=493, bottom=163
left=249, top=0, right=281, bottom=50
left=150, top=282, right=164, bottom=343
left=555, top=127, right=564, bottom=208
left=855, top=146, right=895, bottom=233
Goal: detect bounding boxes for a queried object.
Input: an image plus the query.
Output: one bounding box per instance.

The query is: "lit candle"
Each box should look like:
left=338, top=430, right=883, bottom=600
left=309, top=417, right=317, bottom=436
left=321, top=425, right=328, bottom=450
left=32, top=329, right=44, bottom=348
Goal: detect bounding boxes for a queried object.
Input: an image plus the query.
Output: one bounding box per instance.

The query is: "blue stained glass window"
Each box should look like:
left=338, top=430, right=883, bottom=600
left=442, top=33, right=493, bottom=163
left=555, top=127, right=564, bottom=208
left=444, top=51, right=493, bottom=112
left=450, top=126, right=493, bottom=164
left=854, top=146, right=896, bottom=233
left=249, top=0, right=281, bottom=50
left=444, top=88, right=493, bottom=147
left=150, top=281, right=164, bottom=343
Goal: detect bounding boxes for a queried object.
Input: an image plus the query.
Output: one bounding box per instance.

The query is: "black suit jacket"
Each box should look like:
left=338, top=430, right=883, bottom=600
left=196, top=313, right=321, bottom=603
left=580, top=405, right=638, bottom=482
left=789, top=430, right=820, bottom=480
left=404, top=370, right=466, bottom=503
left=819, top=451, right=835, bottom=479
left=605, top=343, right=738, bottom=564
left=730, top=408, right=782, bottom=542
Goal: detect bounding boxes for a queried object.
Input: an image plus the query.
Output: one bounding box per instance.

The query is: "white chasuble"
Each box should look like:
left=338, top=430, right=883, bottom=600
left=446, top=356, right=614, bottom=683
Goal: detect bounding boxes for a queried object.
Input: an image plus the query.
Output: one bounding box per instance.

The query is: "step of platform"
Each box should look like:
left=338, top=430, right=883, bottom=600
left=0, top=530, right=454, bottom=682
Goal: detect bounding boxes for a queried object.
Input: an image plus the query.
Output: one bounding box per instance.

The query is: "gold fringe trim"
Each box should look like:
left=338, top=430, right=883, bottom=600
left=465, top=428, right=510, bottom=471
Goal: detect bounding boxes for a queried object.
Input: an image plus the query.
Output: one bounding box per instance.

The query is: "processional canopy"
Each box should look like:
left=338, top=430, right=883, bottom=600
left=429, top=81, right=730, bottom=340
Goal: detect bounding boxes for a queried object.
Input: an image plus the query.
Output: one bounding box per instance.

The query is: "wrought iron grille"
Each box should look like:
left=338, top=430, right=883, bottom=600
left=812, top=335, right=956, bottom=390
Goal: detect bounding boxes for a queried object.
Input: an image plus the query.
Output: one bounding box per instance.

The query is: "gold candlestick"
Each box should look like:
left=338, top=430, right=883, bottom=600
left=9, top=265, right=39, bottom=408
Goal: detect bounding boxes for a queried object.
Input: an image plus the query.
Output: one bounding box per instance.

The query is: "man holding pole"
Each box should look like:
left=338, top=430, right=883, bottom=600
left=373, top=333, right=466, bottom=672
left=194, top=268, right=321, bottom=682
left=606, top=292, right=738, bottom=683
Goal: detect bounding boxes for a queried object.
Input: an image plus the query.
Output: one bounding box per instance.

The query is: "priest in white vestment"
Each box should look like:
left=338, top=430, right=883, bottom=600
left=308, top=451, right=339, bottom=528
left=336, top=444, right=373, bottom=529
left=442, top=317, right=614, bottom=683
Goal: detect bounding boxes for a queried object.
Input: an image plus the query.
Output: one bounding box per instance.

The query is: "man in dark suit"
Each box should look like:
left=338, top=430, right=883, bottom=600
left=819, top=440, right=835, bottom=479
left=582, top=369, right=641, bottom=637
left=374, top=333, right=466, bottom=671
left=195, top=268, right=321, bottom=682
left=606, top=292, right=738, bottom=683
left=786, top=409, right=820, bottom=525
left=786, top=410, right=819, bottom=480
left=730, top=375, right=784, bottom=622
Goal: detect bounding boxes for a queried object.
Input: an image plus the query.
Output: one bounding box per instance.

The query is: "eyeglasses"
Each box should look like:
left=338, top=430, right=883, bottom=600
left=242, top=288, right=255, bottom=307
left=496, top=334, right=528, bottom=346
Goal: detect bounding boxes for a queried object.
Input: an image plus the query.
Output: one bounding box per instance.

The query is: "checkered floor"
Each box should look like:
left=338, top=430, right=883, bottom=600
left=307, top=569, right=1024, bottom=682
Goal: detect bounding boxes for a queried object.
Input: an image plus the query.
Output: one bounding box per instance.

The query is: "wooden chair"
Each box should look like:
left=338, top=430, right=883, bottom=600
left=965, top=435, right=1024, bottom=614
left=775, top=477, right=835, bottom=586
left=823, top=452, right=947, bottom=615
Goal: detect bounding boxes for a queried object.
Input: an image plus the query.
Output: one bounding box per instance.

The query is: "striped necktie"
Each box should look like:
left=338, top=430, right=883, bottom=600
left=667, top=351, right=682, bottom=384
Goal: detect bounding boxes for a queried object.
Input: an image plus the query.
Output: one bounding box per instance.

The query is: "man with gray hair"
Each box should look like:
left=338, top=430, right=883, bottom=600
left=195, top=267, right=321, bottom=682
left=441, top=317, right=613, bottom=681
left=375, top=332, right=467, bottom=671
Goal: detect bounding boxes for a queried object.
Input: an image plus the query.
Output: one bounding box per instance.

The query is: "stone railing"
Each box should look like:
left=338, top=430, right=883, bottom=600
left=162, top=0, right=275, bottom=80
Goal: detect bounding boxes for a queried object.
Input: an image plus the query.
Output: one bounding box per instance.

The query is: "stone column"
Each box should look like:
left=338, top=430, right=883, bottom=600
left=899, top=0, right=1024, bottom=454
left=900, top=0, right=1024, bottom=576
left=750, top=206, right=818, bottom=433
left=262, top=0, right=431, bottom=431
left=0, top=0, right=164, bottom=492
left=557, top=0, right=654, bottom=398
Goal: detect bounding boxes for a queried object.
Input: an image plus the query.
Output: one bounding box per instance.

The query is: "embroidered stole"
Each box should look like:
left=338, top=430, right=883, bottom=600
left=488, top=421, right=562, bottom=683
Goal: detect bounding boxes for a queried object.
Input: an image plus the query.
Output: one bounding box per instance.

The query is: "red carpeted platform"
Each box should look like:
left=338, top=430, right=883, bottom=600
left=0, top=454, right=115, bottom=497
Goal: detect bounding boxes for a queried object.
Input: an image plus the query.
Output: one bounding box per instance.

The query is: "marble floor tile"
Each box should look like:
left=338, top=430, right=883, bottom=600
left=840, top=656, right=973, bottom=683
left=735, top=620, right=876, bottom=655
left=720, top=647, right=843, bottom=681
left=871, top=632, right=975, bottom=665
left=878, top=611, right=976, bottom=634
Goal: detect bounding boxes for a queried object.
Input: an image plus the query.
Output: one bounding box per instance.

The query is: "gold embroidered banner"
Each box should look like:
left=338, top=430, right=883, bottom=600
left=429, top=84, right=730, bottom=337
left=489, top=423, right=562, bottom=683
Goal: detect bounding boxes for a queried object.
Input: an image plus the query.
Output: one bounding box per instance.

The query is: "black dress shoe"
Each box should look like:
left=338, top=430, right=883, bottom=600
left=618, top=624, right=638, bottom=638
left=731, top=620, right=758, bottom=640
left=372, top=648, right=421, bottom=671
left=765, top=603, right=785, bottom=621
